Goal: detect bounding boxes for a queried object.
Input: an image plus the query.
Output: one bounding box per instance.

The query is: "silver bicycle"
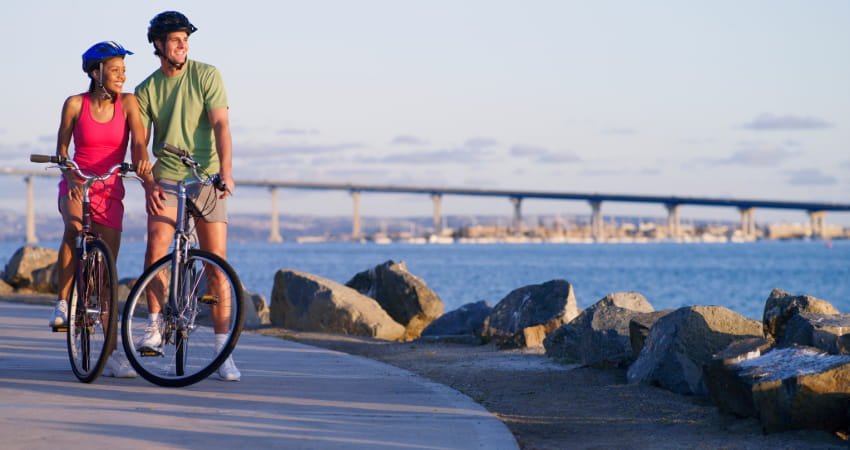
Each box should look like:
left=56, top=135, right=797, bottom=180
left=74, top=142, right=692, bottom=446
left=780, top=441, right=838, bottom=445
left=121, top=143, right=245, bottom=387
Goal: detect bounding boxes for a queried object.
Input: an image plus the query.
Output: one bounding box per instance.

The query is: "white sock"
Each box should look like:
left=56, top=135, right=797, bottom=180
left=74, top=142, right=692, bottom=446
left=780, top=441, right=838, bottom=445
left=215, top=334, right=228, bottom=352
left=149, top=313, right=161, bottom=323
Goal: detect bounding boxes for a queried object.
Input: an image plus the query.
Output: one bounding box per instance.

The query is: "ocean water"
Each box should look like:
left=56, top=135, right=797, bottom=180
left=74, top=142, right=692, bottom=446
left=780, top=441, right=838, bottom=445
left=3, top=240, right=848, bottom=320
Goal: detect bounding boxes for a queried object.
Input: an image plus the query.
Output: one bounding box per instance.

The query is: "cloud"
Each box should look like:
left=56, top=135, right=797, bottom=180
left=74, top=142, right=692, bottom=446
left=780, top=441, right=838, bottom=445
left=277, top=128, right=319, bottom=136
left=378, top=148, right=491, bottom=164
left=464, top=137, right=499, bottom=149
left=841, top=160, right=850, bottom=169
left=510, top=145, right=548, bottom=157
left=537, top=151, right=581, bottom=163
left=741, top=113, right=832, bottom=131
left=391, top=135, right=428, bottom=145
left=722, top=148, right=798, bottom=167
left=696, top=142, right=802, bottom=168
left=784, top=169, right=837, bottom=186
left=511, top=145, right=580, bottom=164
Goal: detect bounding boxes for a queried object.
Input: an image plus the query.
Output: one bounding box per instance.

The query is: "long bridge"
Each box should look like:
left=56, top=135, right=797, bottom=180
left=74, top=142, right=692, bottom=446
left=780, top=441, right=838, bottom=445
left=4, top=168, right=850, bottom=243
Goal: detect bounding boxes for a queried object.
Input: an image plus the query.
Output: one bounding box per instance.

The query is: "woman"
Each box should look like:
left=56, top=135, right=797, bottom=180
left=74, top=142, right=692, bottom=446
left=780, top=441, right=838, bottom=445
left=49, top=41, right=152, bottom=378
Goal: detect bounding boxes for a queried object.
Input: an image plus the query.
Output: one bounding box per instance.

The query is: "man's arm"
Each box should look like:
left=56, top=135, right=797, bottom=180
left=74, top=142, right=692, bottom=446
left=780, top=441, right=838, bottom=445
left=208, top=106, right=233, bottom=198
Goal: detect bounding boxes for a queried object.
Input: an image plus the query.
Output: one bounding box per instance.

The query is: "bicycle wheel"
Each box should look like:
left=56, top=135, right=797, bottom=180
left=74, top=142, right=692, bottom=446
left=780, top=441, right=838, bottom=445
left=67, top=239, right=118, bottom=383
left=122, top=249, right=244, bottom=387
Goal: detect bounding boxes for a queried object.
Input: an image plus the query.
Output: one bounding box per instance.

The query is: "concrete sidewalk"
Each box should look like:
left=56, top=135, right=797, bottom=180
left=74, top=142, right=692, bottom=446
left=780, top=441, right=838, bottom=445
left=0, top=300, right=518, bottom=449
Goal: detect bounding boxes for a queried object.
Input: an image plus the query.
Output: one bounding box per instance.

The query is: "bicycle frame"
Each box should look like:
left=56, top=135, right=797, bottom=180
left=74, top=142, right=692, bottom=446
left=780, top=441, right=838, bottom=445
left=122, top=142, right=243, bottom=386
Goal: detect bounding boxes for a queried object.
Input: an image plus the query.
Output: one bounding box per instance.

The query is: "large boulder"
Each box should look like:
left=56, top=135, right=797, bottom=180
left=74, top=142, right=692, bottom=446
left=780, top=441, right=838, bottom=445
left=776, top=313, right=850, bottom=354
left=706, top=345, right=850, bottom=433
left=544, top=292, right=654, bottom=367
left=483, top=279, right=580, bottom=348
left=31, top=263, right=58, bottom=294
left=346, top=260, right=444, bottom=341
left=703, top=337, right=773, bottom=418
left=3, top=246, right=58, bottom=289
left=763, top=288, right=839, bottom=344
left=421, top=300, right=491, bottom=337
left=271, top=269, right=405, bottom=341
left=627, top=305, right=763, bottom=395
left=629, top=310, right=674, bottom=357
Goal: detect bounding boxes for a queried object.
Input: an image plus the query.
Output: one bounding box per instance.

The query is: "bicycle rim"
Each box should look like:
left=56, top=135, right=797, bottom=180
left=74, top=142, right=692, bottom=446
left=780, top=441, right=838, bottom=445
left=122, top=249, right=244, bottom=387
left=67, top=240, right=117, bottom=383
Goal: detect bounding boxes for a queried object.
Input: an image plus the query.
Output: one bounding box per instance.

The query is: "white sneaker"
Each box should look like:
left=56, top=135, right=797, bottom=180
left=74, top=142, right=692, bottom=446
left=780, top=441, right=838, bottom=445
left=136, top=319, right=163, bottom=351
left=50, top=300, right=68, bottom=327
left=102, top=351, right=137, bottom=378
left=216, top=354, right=241, bottom=381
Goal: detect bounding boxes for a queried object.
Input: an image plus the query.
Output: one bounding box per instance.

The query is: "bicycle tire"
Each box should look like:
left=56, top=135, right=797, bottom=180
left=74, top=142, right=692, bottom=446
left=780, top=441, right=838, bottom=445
left=67, top=239, right=118, bottom=383
left=122, top=249, right=245, bottom=387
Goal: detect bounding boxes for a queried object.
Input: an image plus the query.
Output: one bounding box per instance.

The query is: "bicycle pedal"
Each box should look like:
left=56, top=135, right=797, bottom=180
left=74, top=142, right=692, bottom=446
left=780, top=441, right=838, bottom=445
left=51, top=325, right=68, bottom=333
left=138, top=346, right=164, bottom=357
left=199, top=294, right=219, bottom=305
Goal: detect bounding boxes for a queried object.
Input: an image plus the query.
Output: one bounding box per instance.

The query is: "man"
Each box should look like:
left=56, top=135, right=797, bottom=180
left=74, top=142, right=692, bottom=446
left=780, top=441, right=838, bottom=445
left=134, top=11, right=239, bottom=381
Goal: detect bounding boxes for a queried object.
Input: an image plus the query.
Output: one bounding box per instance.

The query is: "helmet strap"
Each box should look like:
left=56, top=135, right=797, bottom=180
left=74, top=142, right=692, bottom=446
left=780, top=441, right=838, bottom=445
left=96, top=62, right=113, bottom=101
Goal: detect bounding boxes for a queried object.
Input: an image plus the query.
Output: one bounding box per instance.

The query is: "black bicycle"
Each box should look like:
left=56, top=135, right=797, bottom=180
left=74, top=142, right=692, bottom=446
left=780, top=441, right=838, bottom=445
left=31, top=154, right=137, bottom=383
left=122, top=143, right=245, bottom=387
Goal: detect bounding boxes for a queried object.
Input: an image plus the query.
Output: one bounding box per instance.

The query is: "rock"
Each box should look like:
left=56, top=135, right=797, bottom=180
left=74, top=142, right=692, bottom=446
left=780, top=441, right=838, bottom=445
left=271, top=269, right=405, bottom=341
left=544, top=292, right=654, bottom=368
left=707, top=345, right=850, bottom=433
left=3, top=246, right=58, bottom=289
left=483, top=279, right=580, bottom=349
left=627, top=305, right=763, bottom=395
left=421, top=300, right=491, bottom=337
left=31, top=263, right=58, bottom=294
left=629, top=310, right=674, bottom=357
left=346, top=260, right=444, bottom=341
left=703, top=337, right=773, bottom=418
left=777, top=313, right=850, bottom=354
left=242, top=289, right=271, bottom=330
left=763, top=288, right=839, bottom=344
left=0, top=276, right=14, bottom=295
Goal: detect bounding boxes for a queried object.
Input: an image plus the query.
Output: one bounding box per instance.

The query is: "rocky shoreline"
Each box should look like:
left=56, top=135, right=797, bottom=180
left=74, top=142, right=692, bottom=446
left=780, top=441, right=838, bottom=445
left=5, top=245, right=850, bottom=447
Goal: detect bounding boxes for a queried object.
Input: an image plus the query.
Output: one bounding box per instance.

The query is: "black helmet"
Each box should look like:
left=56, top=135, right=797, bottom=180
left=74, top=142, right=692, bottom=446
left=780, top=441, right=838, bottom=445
left=82, top=41, right=133, bottom=73
left=147, top=11, right=197, bottom=43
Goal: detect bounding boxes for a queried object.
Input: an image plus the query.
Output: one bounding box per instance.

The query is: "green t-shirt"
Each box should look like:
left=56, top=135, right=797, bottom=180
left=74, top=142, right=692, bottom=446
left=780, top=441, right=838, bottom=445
left=135, top=60, right=228, bottom=181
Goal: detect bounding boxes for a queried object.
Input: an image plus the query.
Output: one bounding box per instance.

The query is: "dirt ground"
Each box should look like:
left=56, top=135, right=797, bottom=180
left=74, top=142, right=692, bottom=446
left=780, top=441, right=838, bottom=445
left=251, top=328, right=848, bottom=450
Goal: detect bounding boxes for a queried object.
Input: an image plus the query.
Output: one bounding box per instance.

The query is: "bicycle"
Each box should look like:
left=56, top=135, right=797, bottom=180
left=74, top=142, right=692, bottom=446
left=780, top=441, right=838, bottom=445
left=121, top=143, right=245, bottom=387
left=30, top=154, right=137, bottom=383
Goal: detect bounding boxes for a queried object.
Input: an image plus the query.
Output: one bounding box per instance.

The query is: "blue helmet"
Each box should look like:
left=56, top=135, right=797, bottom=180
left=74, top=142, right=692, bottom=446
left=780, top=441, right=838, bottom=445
left=82, top=41, right=133, bottom=73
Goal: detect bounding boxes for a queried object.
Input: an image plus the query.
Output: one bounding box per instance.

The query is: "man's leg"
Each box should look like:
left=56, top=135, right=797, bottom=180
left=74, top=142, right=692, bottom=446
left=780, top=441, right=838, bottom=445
left=195, top=218, right=240, bottom=381
left=195, top=220, right=230, bottom=334
left=135, top=206, right=178, bottom=351
left=144, top=206, right=178, bottom=315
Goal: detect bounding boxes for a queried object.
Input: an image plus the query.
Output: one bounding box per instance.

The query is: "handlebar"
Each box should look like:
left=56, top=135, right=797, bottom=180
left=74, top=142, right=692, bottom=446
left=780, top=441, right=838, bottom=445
left=30, top=154, right=137, bottom=181
left=161, top=143, right=231, bottom=195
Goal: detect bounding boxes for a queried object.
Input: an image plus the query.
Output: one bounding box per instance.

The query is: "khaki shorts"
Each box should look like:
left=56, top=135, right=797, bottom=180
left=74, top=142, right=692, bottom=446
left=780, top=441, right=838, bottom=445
left=159, top=179, right=228, bottom=223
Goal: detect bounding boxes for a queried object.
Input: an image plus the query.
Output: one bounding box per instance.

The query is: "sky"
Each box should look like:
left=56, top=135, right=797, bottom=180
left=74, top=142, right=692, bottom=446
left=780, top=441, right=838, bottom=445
left=2, top=1, right=849, bottom=227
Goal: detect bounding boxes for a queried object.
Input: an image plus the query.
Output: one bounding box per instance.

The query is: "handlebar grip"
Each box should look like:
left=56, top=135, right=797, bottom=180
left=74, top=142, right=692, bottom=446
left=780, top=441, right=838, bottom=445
left=121, top=163, right=137, bottom=174
left=30, top=154, right=59, bottom=163
left=161, top=143, right=188, bottom=157
left=212, top=174, right=232, bottom=195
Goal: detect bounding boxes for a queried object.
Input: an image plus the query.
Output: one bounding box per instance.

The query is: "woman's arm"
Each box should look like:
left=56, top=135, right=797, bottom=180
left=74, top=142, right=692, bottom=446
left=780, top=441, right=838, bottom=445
left=57, top=95, right=82, bottom=198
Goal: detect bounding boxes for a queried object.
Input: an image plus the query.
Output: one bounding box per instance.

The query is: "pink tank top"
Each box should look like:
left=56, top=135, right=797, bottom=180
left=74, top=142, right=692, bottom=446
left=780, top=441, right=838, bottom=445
left=57, top=93, right=129, bottom=231
left=72, top=93, right=129, bottom=173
